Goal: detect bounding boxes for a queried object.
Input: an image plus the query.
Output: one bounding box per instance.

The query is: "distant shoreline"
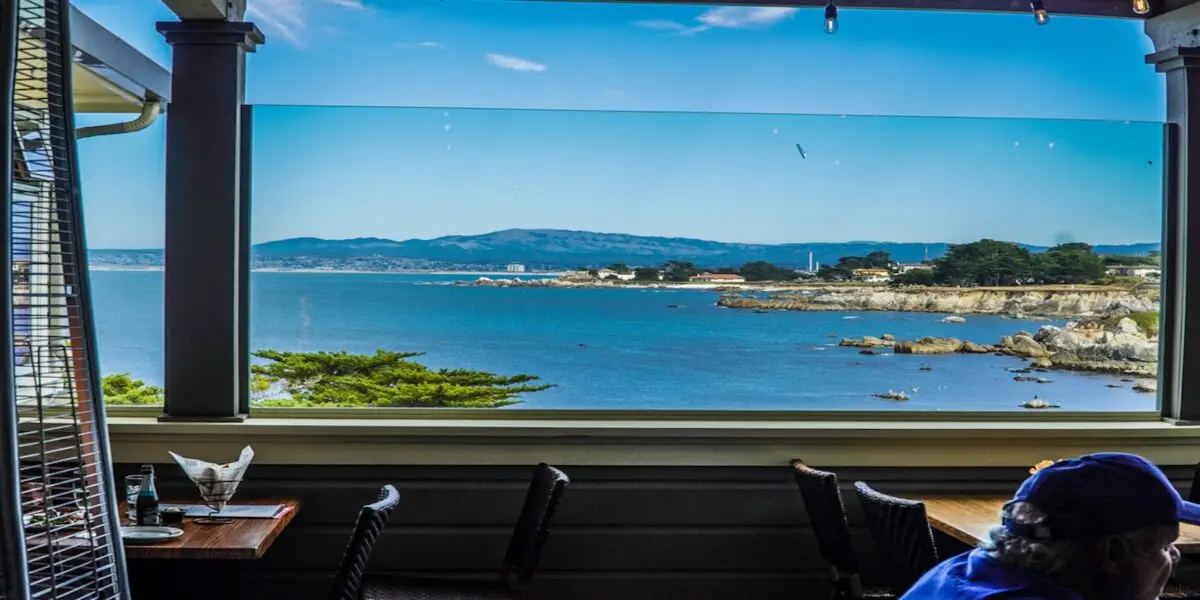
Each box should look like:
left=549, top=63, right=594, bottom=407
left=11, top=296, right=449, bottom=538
left=87, top=265, right=568, bottom=277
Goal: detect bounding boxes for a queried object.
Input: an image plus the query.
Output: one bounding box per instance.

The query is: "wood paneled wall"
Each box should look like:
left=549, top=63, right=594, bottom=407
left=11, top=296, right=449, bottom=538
left=114, top=463, right=1196, bottom=600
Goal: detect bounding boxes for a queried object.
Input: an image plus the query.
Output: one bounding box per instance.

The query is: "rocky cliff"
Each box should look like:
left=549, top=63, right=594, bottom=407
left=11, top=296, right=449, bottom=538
left=718, top=287, right=1158, bottom=317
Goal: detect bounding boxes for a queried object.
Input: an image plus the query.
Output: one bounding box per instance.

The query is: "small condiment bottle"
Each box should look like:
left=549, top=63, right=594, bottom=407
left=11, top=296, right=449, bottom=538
left=134, top=465, right=160, bottom=526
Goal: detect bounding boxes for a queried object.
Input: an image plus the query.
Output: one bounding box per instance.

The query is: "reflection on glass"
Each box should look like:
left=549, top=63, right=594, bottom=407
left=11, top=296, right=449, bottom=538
left=92, top=106, right=1165, bottom=411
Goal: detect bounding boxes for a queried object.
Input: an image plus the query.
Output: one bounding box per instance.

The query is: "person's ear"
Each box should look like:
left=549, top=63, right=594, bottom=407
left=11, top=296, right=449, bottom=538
left=1095, top=535, right=1128, bottom=576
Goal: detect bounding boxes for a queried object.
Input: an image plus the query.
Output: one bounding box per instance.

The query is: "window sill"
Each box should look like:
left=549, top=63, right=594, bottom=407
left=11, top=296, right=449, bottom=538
left=104, top=413, right=1200, bottom=467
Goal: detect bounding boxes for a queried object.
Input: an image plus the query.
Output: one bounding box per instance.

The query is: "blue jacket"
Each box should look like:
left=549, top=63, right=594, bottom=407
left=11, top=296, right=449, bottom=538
left=901, top=549, right=1082, bottom=600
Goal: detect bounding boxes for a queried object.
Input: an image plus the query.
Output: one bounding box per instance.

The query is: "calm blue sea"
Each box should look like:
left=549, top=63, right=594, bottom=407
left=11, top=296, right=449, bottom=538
left=89, top=269, right=1156, bottom=412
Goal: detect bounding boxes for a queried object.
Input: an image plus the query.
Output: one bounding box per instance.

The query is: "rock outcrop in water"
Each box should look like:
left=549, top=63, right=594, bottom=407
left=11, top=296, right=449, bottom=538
left=838, top=317, right=1159, bottom=378
left=719, top=286, right=1157, bottom=317
left=997, top=318, right=1159, bottom=377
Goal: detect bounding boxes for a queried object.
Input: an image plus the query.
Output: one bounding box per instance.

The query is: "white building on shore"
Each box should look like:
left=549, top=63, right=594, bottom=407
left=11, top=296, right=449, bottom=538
left=1106, top=265, right=1160, bottom=279
left=506, top=263, right=526, bottom=273
left=851, top=268, right=892, bottom=283
left=597, top=268, right=636, bottom=281
left=689, top=272, right=746, bottom=283
left=897, top=263, right=933, bottom=273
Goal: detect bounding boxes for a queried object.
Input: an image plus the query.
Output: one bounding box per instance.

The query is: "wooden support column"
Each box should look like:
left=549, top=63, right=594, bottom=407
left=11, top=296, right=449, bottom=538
left=1148, top=7, right=1200, bottom=423
left=157, top=20, right=262, bottom=421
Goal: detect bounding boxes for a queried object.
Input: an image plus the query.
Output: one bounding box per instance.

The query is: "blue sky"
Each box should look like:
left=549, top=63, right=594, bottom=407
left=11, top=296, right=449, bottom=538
left=73, top=0, right=1165, bottom=248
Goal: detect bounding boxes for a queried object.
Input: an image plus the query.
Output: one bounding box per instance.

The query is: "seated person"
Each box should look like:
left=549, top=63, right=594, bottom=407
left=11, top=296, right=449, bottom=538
left=903, top=453, right=1193, bottom=600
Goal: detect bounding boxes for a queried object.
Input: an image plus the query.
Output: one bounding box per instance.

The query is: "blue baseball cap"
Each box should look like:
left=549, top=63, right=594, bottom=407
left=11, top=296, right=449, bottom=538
left=1003, top=452, right=1200, bottom=540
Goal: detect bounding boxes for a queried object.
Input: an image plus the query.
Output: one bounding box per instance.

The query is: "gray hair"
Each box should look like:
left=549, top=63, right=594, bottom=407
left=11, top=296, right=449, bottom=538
left=984, top=502, right=1095, bottom=576
left=986, top=502, right=1179, bottom=579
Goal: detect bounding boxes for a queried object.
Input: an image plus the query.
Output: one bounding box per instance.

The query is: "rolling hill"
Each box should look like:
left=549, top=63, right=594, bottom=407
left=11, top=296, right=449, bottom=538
left=246, top=229, right=1158, bottom=269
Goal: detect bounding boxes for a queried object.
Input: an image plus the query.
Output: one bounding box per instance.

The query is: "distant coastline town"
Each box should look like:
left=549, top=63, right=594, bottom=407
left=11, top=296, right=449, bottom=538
left=87, top=228, right=1161, bottom=283
left=80, top=229, right=1166, bottom=410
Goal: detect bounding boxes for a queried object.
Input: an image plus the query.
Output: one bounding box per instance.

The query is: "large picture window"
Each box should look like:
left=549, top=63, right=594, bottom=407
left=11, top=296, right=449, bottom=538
left=242, top=106, right=1163, bottom=412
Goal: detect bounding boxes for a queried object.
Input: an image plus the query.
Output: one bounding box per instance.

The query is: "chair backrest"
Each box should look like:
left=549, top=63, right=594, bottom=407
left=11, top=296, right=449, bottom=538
left=853, top=481, right=939, bottom=595
left=329, top=485, right=401, bottom=600
left=792, top=461, right=861, bottom=587
left=504, top=463, right=570, bottom=588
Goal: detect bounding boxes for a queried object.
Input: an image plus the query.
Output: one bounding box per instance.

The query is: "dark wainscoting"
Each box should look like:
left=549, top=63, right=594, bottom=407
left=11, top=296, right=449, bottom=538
left=113, top=463, right=1197, bottom=600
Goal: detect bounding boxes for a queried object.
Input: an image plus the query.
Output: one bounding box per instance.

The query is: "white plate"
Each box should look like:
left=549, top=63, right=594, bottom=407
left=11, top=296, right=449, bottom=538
left=120, top=526, right=183, bottom=544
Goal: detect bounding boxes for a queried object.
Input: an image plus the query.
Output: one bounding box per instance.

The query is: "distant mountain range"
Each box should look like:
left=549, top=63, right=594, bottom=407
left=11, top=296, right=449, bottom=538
left=90, top=229, right=1162, bottom=270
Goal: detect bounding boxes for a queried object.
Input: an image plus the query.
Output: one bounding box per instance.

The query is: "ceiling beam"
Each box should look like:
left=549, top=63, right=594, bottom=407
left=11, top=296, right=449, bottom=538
left=70, top=5, right=171, bottom=104
left=159, top=0, right=247, bottom=21
left=549, top=0, right=1148, bottom=19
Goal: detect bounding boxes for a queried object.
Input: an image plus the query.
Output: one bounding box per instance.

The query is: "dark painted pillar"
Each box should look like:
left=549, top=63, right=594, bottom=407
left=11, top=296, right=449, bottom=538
left=156, top=20, right=263, bottom=421
left=238, top=105, right=253, bottom=415
left=1148, top=10, right=1200, bottom=423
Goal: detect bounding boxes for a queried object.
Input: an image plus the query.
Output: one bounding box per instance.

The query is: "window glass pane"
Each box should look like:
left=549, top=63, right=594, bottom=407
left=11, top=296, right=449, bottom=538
left=249, top=105, right=1163, bottom=411
left=79, top=116, right=165, bottom=407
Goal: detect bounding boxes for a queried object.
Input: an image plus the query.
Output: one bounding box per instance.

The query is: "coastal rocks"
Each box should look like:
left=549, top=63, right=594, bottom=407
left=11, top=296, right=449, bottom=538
left=1014, top=376, right=1052, bottom=384
left=839, top=336, right=894, bottom=348
left=881, top=334, right=896, bottom=341
left=960, top=341, right=994, bottom=354
left=859, top=349, right=886, bottom=355
left=1021, top=397, right=1060, bottom=409
left=1133, top=380, right=1157, bottom=393
left=715, top=287, right=1158, bottom=317
left=1031, top=357, right=1054, bottom=369
left=894, top=337, right=964, bottom=355
left=1045, top=356, right=1157, bottom=377
left=999, top=335, right=1050, bottom=359
left=1027, top=319, right=1159, bottom=376
left=942, top=316, right=967, bottom=324
left=873, top=390, right=910, bottom=401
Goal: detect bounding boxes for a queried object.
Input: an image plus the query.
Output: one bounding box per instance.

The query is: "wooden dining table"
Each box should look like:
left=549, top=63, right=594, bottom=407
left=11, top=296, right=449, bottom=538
left=918, top=495, right=1200, bottom=553
left=118, top=498, right=301, bottom=560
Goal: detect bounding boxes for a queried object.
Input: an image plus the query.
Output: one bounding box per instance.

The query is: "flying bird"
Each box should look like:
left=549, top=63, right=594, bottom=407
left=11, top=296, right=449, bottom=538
left=796, top=143, right=808, bottom=159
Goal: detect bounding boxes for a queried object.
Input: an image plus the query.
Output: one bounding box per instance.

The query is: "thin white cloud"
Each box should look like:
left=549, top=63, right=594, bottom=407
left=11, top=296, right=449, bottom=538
left=637, top=6, right=798, bottom=36
left=485, top=53, right=548, bottom=72
left=632, top=19, right=688, bottom=31
left=397, top=40, right=443, bottom=49
left=696, top=6, right=798, bottom=29
left=246, top=0, right=363, bottom=46
left=246, top=0, right=305, bottom=45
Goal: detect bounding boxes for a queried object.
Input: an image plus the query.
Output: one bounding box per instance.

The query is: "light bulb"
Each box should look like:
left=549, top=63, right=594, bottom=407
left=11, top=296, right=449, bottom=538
left=1030, top=0, right=1049, bottom=24
left=1132, top=0, right=1150, bottom=14
left=824, top=2, right=838, bottom=34
left=824, top=16, right=838, bottom=34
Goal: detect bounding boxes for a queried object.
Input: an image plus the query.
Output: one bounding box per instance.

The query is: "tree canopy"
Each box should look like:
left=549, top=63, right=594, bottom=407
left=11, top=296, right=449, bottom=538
left=739, top=261, right=796, bottom=282
left=1034, top=243, right=1106, bottom=284
left=890, top=268, right=937, bottom=287
left=662, top=260, right=698, bottom=282
left=634, top=267, right=660, bottom=281
left=102, top=374, right=163, bottom=405
left=251, top=349, right=551, bottom=408
left=932, top=239, right=1034, bottom=286
left=817, top=251, right=893, bottom=281
left=911, top=240, right=1113, bottom=286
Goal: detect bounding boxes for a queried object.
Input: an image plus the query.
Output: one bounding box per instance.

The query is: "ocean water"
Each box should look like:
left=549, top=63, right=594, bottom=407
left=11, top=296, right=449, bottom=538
left=89, top=269, right=1156, bottom=412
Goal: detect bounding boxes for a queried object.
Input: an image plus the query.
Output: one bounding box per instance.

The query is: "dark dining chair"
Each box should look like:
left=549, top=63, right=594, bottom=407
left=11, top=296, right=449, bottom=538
left=791, top=460, right=894, bottom=600
left=853, top=482, right=939, bottom=596
left=362, top=463, right=570, bottom=600
left=330, top=484, right=403, bottom=600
